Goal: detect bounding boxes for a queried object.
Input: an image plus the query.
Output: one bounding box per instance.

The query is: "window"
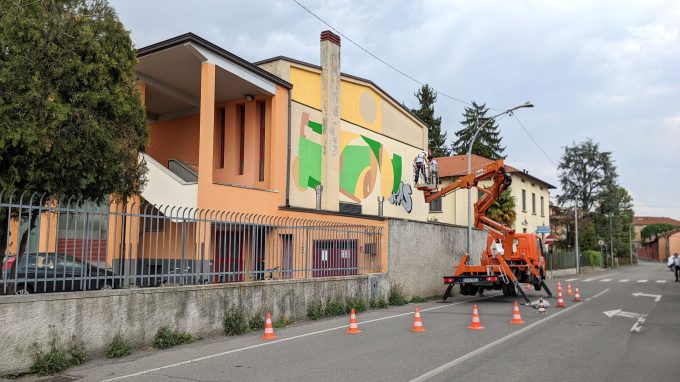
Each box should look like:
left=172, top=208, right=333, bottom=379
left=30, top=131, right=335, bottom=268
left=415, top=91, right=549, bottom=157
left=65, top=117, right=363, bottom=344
left=429, top=198, right=442, bottom=212
left=258, top=101, right=266, bottom=182
left=540, top=196, right=545, bottom=217
left=521, top=189, right=526, bottom=211
left=523, top=228, right=527, bottom=233
left=238, top=104, right=245, bottom=175
left=532, top=193, right=536, bottom=215
left=218, top=107, right=225, bottom=169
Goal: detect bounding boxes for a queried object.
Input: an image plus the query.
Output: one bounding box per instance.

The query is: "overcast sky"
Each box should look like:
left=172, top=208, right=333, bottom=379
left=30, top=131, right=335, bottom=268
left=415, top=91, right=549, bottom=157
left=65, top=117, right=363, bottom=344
left=109, top=0, right=680, bottom=219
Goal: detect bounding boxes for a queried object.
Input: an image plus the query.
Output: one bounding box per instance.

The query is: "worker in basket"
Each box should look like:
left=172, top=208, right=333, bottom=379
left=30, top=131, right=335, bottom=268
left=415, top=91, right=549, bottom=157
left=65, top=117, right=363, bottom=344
left=490, top=238, right=504, bottom=258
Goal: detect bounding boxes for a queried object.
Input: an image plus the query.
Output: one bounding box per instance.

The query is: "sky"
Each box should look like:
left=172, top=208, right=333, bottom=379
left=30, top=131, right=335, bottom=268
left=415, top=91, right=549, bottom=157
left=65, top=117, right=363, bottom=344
left=109, top=0, right=680, bottom=219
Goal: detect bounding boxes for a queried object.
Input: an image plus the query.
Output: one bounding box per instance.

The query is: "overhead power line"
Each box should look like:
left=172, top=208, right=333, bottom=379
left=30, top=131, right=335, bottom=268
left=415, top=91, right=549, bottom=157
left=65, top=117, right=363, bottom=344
left=511, top=113, right=557, bottom=166
left=289, top=0, right=474, bottom=107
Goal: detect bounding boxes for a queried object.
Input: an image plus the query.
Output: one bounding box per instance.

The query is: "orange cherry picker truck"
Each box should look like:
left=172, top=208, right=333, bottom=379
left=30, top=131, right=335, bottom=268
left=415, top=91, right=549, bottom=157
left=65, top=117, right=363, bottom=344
left=417, top=159, right=553, bottom=304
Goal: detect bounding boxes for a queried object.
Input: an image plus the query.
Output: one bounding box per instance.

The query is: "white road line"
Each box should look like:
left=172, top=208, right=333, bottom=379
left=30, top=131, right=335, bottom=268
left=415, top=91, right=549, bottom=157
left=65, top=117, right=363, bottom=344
left=600, top=279, right=612, bottom=282
left=618, top=279, right=629, bottom=283
left=583, top=278, right=596, bottom=282
left=409, top=289, right=610, bottom=382
left=630, top=315, right=647, bottom=333
left=656, top=280, right=667, bottom=283
left=100, top=295, right=496, bottom=381
left=583, top=272, right=620, bottom=282
left=565, top=278, right=578, bottom=282
left=636, top=280, right=648, bottom=283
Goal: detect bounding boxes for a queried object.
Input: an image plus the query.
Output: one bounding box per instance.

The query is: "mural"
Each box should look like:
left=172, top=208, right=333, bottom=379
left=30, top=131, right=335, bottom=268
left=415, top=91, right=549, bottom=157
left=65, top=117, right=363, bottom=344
left=293, top=111, right=412, bottom=214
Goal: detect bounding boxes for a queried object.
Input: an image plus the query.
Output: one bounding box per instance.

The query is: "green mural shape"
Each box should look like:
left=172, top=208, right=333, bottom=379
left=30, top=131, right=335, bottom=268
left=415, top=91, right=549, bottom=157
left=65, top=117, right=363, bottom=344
left=308, top=120, right=323, bottom=134
left=340, top=145, right=371, bottom=196
left=391, top=154, right=402, bottom=194
left=360, top=135, right=382, bottom=166
left=299, top=137, right=322, bottom=188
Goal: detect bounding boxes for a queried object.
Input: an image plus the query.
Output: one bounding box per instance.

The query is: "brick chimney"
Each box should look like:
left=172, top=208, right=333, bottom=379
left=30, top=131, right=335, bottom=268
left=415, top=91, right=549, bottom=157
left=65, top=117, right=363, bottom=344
left=320, top=30, right=341, bottom=211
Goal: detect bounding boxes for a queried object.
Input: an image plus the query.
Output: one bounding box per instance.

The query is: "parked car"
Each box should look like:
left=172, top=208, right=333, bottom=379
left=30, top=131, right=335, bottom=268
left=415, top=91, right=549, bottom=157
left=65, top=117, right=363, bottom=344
left=1, top=253, right=119, bottom=295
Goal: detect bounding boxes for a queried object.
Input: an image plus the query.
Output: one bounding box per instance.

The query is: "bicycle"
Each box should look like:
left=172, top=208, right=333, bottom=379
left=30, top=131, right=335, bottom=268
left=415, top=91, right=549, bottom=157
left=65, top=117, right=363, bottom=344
left=264, top=266, right=281, bottom=280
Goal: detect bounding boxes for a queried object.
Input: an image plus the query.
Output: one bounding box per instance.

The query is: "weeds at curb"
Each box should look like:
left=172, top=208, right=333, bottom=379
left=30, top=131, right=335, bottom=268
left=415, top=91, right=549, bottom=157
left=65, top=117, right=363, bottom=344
left=105, top=335, right=131, bottom=359
left=153, top=326, right=194, bottom=349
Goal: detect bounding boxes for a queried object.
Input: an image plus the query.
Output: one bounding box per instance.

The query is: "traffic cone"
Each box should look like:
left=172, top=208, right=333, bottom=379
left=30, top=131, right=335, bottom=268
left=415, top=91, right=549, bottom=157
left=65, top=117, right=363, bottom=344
left=556, top=290, right=565, bottom=308
left=467, top=305, right=485, bottom=330
left=261, top=312, right=278, bottom=340
left=538, top=296, right=547, bottom=315
left=510, top=301, right=525, bottom=324
left=411, top=307, right=426, bottom=332
left=566, top=282, right=573, bottom=297
left=347, top=308, right=361, bottom=334
left=557, top=280, right=562, bottom=294
left=574, top=287, right=581, bottom=302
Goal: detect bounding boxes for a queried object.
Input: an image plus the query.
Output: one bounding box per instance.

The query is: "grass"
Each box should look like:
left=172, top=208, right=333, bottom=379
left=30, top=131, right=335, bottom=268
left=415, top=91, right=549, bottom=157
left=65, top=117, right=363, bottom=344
left=31, top=336, right=85, bottom=376
left=153, top=326, right=194, bottom=349
left=344, top=296, right=367, bottom=313
left=223, top=309, right=250, bottom=336
left=370, top=297, right=389, bottom=309
left=272, top=316, right=291, bottom=329
left=105, top=335, right=130, bottom=359
left=388, top=284, right=408, bottom=306
left=307, top=301, right=323, bottom=320
left=323, top=300, right=346, bottom=317
left=249, top=314, right=265, bottom=331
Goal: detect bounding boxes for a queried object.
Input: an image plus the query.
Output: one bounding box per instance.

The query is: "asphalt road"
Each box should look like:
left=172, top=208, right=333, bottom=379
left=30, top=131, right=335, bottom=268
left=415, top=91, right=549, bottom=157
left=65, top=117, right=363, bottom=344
left=26, top=262, right=680, bottom=382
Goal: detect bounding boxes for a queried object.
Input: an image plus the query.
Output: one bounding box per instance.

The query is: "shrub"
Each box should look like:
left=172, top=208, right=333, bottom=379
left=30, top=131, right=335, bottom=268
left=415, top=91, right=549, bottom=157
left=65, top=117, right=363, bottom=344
left=31, top=336, right=85, bottom=376
left=410, top=296, right=428, bottom=303
left=223, top=309, right=250, bottom=336
left=345, top=296, right=367, bottom=313
left=307, top=301, right=323, bottom=320
left=324, top=300, right=346, bottom=317
left=272, top=316, right=291, bottom=328
left=582, top=250, right=603, bottom=268
left=105, top=335, right=131, bottom=359
left=249, top=314, right=265, bottom=331
left=370, top=297, right=388, bottom=309
left=388, top=284, right=408, bottom=306
left=153, top=326, right=194, bottom=349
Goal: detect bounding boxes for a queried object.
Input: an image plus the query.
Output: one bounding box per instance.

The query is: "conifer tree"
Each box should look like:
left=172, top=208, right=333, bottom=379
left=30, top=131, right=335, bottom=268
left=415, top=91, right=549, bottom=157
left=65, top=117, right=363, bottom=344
left=411, top=84, right=450, bottom=157
left=451, top=102, right=505, bottom=159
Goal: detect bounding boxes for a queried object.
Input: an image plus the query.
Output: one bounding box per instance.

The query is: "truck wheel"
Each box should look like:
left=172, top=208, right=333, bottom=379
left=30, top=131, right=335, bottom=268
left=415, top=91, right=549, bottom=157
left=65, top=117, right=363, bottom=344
left=460, top=284, right=470, bottom=296
left=501, top=283, right=509, bottom=296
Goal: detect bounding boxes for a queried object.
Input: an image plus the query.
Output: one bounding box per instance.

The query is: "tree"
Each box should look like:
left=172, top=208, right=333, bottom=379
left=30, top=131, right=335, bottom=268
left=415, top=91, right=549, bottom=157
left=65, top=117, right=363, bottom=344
left=486, top=188, right=516, bottom=227
left=641, top=223, right=678, bottom=242
left=592, top=185, right=634, bottom=257
left=451, top=101, right=505, bottom=160
left=557, top=139, right=616, bottom=214
left=411, top=84, right=449, bottom=157
left=0, top=0, right=148, bottom=254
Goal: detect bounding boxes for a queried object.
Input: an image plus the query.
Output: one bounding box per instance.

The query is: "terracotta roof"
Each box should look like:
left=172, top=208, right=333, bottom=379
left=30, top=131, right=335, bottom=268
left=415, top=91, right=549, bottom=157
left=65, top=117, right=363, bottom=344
left=633, top=216, right=680, bottom=226
left=435, top=154, right=556, bottom=189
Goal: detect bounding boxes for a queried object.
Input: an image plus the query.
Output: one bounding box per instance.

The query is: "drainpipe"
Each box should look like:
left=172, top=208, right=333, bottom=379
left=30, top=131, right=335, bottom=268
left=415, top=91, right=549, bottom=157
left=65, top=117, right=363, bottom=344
left=285, top=87, right=292, bottom=207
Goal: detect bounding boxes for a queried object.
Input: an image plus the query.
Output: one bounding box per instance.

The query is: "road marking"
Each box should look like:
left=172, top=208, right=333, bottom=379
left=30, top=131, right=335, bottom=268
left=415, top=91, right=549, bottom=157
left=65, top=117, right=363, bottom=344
left=600, top=279, right=612, bottom=282
left=656, top=280, right=667, bottom=283
left=603, top=309, right=641, bottom=319
left=409, top=289, right=610, bottom=382
left=583, top=277, right=596, bottom=282
left=618, top=279, right=629, bottom=283
left=636, top=280, right=648, bottom=283
left=630, top=315, right=647, bottom=333
left=632, top=292, right=662, bottom=302
left=583, top=272, right=620, bottom=282
left=100, top=295, right=497, bottom=381
left=565, top=278, right=578, bottom=281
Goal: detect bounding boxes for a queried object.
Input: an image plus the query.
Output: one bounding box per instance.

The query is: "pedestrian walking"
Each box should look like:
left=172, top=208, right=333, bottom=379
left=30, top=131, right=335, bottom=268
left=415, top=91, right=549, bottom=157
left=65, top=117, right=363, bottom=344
left=427, top=155, right=439, bottom=188
left=673, top=253, right=680, bottom=282
left=413, top=151, right=427, bottom=184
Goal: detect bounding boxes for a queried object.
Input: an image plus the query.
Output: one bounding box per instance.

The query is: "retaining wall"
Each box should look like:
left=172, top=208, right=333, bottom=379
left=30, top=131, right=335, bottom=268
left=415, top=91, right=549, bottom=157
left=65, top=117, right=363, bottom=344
left=387, top=219, right=486, bottom=298
left=0, top=274, right=388, bottom=375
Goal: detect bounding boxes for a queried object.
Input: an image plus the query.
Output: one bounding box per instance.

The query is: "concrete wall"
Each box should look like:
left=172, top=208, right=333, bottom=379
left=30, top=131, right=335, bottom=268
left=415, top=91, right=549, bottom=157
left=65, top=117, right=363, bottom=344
left=0, top=274, right=388, bottom=375
left=387, top=219, right=486, bottom=298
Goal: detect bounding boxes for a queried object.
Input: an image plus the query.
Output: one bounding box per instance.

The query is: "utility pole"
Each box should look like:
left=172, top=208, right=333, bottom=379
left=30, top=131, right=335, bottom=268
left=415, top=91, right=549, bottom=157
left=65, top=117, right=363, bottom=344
left=574, top=201, right=579, bottom=273
left=609, top=213, right=615, bottom=268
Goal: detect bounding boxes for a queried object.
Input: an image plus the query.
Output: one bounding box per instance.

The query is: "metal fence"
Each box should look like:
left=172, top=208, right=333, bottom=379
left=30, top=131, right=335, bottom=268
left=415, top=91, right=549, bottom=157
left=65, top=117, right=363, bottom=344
left=0, top=191, right=383, bottom=295
left=547, top=250, right=603, bottom=271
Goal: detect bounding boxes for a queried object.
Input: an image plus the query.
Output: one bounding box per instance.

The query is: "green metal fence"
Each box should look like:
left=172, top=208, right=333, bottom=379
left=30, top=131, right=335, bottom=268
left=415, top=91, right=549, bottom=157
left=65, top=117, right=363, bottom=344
left=547, top=250, right=603, bottom=271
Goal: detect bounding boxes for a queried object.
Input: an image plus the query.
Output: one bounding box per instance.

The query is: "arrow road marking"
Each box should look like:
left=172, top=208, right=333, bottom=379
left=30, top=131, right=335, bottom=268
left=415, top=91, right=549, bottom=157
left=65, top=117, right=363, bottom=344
left=603, top=309, right=641, bottom=319
left=630, top=315, right=647, bottom=333
left=632, top=292, right=661, bottom=302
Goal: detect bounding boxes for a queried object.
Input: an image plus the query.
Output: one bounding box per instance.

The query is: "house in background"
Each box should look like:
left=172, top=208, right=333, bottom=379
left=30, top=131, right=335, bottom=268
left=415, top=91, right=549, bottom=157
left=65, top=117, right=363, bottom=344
left=428, top=154, right=555, bottom=238
left=631, top=216, right=680, bottom=251
left=638, top=229, right=680, bottom=263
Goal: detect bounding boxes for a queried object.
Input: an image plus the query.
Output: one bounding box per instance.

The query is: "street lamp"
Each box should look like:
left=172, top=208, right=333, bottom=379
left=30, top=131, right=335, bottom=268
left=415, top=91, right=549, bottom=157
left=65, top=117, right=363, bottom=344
left=574, top=197, right=580, bottom=274
left=466, top=101, right=534, bottom=257
left=629, top=222, right=634, bottom=266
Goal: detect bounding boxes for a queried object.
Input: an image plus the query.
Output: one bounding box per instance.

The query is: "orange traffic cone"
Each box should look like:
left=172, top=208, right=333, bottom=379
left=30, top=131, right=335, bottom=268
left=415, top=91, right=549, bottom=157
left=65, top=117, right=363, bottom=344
left=510, top=301, right=525, bottom=324
left=467, top=305, right=485, bottom=330
left=347, top=308, right=361, bottom=334
left=261, top=312, right=278, bottom=340
left=538, top=296, right=547, bottom=315
left=574, top=287, right=581, bottom=302
left=411, top=307, right=426, bottom=332
left=556, top=290, right=565, bottom=308
left=566, top=282, right=573, bottom=297
left=557, top=280, right=562, bottom=294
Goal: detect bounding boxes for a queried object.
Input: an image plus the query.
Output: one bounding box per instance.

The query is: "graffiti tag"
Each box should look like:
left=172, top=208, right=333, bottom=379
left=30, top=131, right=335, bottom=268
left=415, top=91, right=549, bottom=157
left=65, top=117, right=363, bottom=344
left=389, top=181, right=412, bottom=213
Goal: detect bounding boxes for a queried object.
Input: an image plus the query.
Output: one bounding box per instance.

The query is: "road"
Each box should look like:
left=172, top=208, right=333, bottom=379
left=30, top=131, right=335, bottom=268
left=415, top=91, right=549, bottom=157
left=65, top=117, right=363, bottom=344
left=29, top=262, right=680, bottom=381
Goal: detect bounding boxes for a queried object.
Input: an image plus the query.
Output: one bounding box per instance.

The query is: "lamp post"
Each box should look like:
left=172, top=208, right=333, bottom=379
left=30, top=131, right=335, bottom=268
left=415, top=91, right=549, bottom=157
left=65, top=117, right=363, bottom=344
left=466, top=101, right=534, bottom=257
left=629, top=222, right=634, bottom=265
left=574, top=198, right=580, bottom=274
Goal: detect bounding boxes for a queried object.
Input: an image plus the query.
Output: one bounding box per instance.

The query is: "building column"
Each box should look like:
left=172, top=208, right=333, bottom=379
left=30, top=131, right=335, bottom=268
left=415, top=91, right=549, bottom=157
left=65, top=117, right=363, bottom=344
left=198, top=63, right=216, bottom=207
left=320, top=30, right=341, bottom=211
